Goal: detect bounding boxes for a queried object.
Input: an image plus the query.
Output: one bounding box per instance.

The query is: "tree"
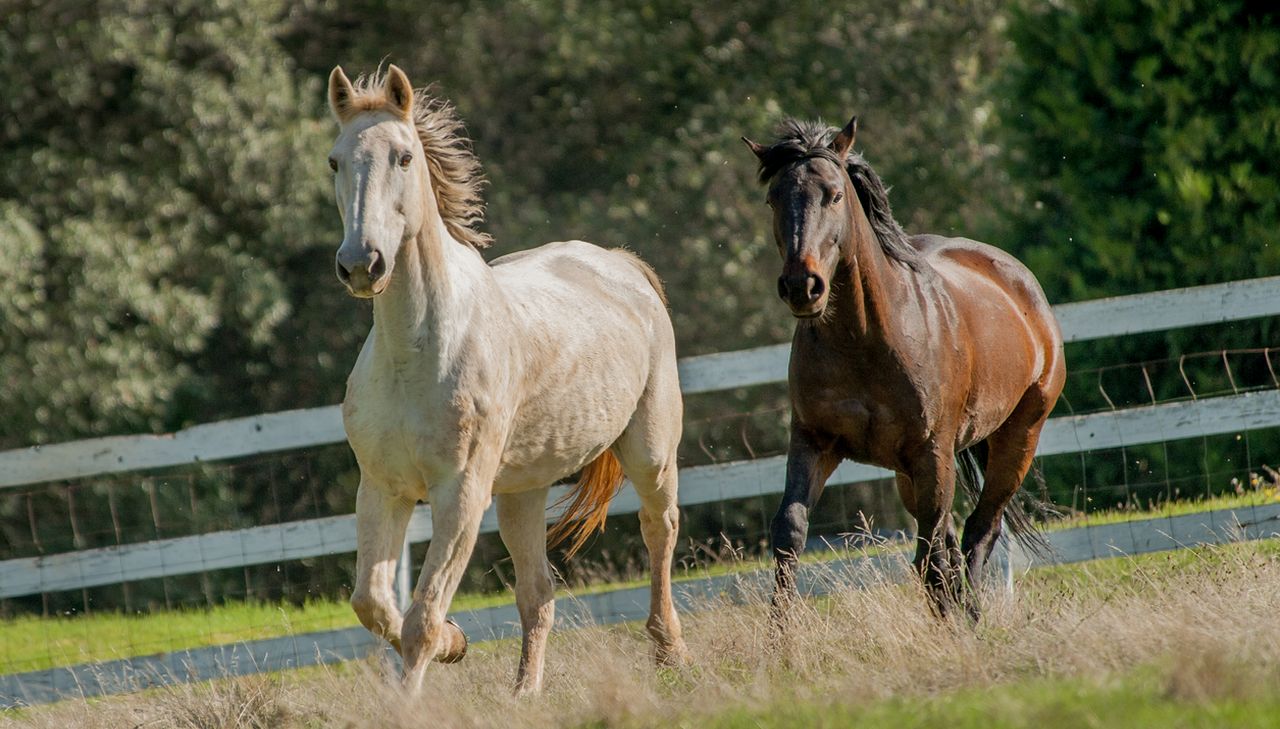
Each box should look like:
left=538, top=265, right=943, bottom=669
left=995, top=0, right=1280, bottom=301
left=0, top=0, right=343, bottom=448
left=993, top=0, right=1280, bottom=509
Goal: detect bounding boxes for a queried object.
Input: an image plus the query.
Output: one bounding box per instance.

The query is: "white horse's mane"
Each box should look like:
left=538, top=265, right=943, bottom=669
left=347, top=70, right=493, bottom=250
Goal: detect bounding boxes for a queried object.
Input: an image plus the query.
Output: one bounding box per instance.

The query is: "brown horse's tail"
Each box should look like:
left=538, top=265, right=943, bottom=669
left=547, top=450, right=626, bottom=558
left=957, top=445, right=1054, bottom=561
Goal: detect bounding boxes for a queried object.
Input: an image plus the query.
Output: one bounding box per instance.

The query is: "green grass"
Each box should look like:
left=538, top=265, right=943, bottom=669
left=697, top=671, right=1280, bottom=729
left=0, top=590, right=514, bottom=675
left=3, top=491, right=1275, bottom=675
left=1048, top=488, right=1280, bottom=530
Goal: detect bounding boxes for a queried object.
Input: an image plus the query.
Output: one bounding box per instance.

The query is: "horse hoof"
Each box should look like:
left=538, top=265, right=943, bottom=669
left=435, top=618, right=468, bottom=664
left=655, top=639, right=691, bottom=667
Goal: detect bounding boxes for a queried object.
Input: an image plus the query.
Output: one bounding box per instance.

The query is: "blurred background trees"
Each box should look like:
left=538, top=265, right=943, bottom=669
left=1, top=0, right=1278, bottom=608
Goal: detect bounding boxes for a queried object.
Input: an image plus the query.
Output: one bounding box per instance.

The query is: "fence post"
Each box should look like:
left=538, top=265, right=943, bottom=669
left=395, top=540, right=412, bottom=612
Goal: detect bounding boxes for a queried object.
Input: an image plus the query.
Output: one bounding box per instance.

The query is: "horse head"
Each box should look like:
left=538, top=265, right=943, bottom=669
left=744, top=116, right=859, bottom=319
left=326, top=65, right=428, bottom=298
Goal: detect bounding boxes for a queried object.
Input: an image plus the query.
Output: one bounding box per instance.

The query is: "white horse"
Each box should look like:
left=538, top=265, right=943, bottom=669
left=327, top=65, right=688, bottom=694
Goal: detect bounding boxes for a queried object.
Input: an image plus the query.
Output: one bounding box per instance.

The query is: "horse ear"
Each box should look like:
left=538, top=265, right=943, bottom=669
left=385, top=64, right=414, bottom=119
left=830, top=115, right=858, bottom=160
left=328, top=66, right=357, bottom=123
left=741, top=136, right=766, bottom=159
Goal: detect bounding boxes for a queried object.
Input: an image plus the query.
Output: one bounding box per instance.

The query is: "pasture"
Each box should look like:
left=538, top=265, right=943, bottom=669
left=3, top=3, right=1278, bottom=722
left=4, top=489, right=1277, bottom=676
left=4, top=540, right=1278, bottom=728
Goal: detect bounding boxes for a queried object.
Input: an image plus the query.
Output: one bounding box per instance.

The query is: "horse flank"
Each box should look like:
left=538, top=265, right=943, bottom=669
left=344, top=69, right=493, bottom=250
left=545, top=249, right=667, bottom=558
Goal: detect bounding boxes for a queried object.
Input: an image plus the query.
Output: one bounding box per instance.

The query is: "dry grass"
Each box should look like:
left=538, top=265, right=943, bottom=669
left=6, top=541, right=1280, bottom=728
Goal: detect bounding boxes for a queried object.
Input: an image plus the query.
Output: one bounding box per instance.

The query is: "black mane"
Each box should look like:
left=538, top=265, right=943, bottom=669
left=755, top=118, right=920, bottom=270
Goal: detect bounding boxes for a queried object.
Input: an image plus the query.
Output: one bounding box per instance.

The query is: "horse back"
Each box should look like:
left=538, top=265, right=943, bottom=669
left=912, top=235, right=1062, bottom=351
left=488, top=241, right=678, bottom=491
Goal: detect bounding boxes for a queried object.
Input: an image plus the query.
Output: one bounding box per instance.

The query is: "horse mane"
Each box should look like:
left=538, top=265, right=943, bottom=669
left=348, top=71, right=493, bottom=250
left=755, top=118, right=920, bottom=270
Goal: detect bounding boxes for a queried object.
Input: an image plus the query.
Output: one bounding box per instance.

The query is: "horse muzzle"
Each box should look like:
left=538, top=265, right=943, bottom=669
left=777, top=272, right=827, bottom=318
left=336, top=245, right=389, bottom=298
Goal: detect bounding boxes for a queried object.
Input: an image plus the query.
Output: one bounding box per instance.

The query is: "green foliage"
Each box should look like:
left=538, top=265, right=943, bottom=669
left=0, top=0, right=338, bottom=446
left=995, top=0, right=1280, bottom=301
left=993, top=1, right=1280, bottom=507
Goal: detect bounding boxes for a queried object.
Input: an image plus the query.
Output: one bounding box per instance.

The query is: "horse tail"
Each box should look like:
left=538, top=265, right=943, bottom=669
left=956, top=444, right=1053, bottom=561
left=611, top=247, right=668, bottom=307
left=547, top=450, right=626, bottom=558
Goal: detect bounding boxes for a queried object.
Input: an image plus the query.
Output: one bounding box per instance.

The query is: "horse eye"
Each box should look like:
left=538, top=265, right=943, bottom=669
left=328, top=158, right=338, bottom=172
left=831, top=191, right=844, bottom=204
left=399, top=153, right=413, bottom=168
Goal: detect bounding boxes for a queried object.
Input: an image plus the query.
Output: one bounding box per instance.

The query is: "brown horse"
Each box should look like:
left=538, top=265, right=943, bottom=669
left=742, top=117, right=1065, bottom=619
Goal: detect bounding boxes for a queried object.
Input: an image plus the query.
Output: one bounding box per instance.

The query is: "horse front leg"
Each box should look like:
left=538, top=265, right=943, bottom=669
left=401, top=467, right=493, bottom=694
left=350, top=481, right=414, bottom=653
left=908, top=451, right=965, bottom=618
left=771, top=426, right=840, bottom=620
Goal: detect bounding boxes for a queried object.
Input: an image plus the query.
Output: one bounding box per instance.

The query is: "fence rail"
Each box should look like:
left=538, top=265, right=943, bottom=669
left=6, top=387, right=1280, bottom=599
left=4, top=278, right=1280, bottom=599
left=4, top=276, right=1280, bottom=489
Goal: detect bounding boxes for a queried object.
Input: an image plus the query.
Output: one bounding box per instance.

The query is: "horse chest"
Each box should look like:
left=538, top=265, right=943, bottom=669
left=342, top=382, right=474, bottom=496
left=794, top=387, right=911, bottom=466
left=791, top=341, right=933, bottom=468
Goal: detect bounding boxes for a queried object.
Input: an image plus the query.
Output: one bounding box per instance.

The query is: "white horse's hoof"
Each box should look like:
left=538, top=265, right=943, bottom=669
left=436, top=618, right=468, bottom=663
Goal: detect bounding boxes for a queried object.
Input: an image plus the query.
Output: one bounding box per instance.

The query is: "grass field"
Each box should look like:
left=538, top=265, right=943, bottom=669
left=2, top=489, right=1277, bottom=676
left=5, top=538, right=1279, bottom=728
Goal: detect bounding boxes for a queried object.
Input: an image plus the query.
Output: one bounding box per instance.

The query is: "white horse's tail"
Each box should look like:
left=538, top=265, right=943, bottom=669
left=548, top=451, right=626, bottom=558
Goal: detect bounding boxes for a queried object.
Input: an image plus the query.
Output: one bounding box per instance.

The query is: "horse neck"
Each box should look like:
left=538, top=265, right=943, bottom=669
left=825, top=208, right=915, bottom=341
left=371, top=206, right=493, bottom=373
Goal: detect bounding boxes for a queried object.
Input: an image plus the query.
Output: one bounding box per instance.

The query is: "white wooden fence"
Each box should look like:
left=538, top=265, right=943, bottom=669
left=2, top=275, right=1280, bottom=707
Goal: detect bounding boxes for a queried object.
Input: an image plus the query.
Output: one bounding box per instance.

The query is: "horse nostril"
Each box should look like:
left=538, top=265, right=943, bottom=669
left=335, top=257, right=352, bottom=282
left=807, top=275, right=826, bottom=302
left=776, top=276, right=789, bottom=301
left=369, top=250, right=386, bottom=280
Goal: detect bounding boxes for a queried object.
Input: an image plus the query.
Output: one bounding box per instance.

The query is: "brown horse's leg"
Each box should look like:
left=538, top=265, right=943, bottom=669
left=907, top=451, right=964, bottom=618
left=961, top=413, right=1050, bottom=591
left=895, top=472, right=916, bottom=516
left=771, top=426, right=840, bottom=619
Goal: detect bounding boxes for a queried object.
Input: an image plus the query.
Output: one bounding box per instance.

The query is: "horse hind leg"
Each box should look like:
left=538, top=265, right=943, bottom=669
left=615, top=382, right=688, bottom=664
left=625, top=453, right=689, bottom=664
left=497, top=487, right=555, bottom=695
left=961, top=399, right=1053, bottom=598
